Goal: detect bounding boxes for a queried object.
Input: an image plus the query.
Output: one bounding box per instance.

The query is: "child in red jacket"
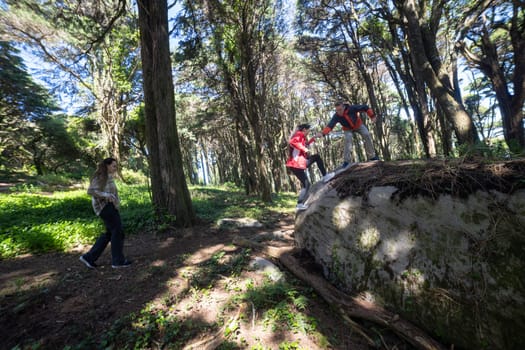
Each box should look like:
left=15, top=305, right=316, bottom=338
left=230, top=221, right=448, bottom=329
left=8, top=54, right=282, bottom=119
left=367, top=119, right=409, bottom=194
left=286, top=123, right=334, bottom=210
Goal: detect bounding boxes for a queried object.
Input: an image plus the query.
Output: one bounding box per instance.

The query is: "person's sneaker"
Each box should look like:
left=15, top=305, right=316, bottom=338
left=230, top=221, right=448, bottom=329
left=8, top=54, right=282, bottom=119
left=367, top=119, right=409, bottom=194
left=340, top=161, right=349, bottom=168
left=369, top=156, right=380, bottom=161
left=79, top=255, right=97, bottom=269
left=322, top=172, right=335, bottom=183
left=295, top=203, right=309, bottom=211
left=112, top=260, right=132, bottom=269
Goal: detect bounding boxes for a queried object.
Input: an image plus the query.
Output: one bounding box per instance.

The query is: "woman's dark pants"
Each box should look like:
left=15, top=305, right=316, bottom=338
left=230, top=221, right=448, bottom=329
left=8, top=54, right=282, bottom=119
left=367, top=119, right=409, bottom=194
left=84, top=203, right=125, bottom=265
left=290, top=154, right=326, bottom=204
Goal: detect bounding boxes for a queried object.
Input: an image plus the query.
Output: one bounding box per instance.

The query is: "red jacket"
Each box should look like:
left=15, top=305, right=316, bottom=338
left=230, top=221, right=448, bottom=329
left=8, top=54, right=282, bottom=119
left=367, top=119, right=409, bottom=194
left=286, top=130, right=315, bottom=169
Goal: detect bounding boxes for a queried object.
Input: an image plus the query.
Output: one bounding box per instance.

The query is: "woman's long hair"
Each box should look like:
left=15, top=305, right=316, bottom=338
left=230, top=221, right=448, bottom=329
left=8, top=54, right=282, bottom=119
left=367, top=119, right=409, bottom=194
left=91, top=157, right=116, bottom=190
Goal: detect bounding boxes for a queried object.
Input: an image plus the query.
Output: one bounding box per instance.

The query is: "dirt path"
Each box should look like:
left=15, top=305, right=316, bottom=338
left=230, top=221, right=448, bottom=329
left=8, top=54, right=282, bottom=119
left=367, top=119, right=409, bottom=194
left=0, top=213, right=409, bottom=349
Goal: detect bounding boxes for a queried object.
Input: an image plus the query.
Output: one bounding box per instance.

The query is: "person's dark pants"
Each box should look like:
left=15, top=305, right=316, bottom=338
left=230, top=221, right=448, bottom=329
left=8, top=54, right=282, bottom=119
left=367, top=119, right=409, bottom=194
left=290, top=154, right=327, bottom=204
left=307, top=154, right=327, bottom=176
left=84, top=203, right=125, bottom=265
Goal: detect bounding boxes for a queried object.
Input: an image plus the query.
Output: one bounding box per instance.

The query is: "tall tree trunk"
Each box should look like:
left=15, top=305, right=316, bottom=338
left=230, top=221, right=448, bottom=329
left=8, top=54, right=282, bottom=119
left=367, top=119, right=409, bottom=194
left=384, top=16, right=435, bottom=158
left=458, top=15, right=525, bottom=152
left=253, top=127, right=272, bottom=201
left=436, top=105, right=453, bottom=156
left=234, top=118, right=257, bottom=194
left=413, top=74, right=436, bottom=158
left=359, top=60, right=390, bottom=160
left=137, top=0, right=195, bottom=227
left=244, top=54, right=273, bottom=201
left=92, top=54, right=125, bottom=163
left=399, top=0, right=479, bottom=147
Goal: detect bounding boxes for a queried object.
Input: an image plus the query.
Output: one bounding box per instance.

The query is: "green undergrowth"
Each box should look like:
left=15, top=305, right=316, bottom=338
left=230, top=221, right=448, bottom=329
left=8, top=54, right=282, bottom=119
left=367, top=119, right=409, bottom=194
left=0, top=182, right=154, bottom=259
left=228, top=277, right=319, bottom=335
left=0, top=179, right=296, bottom=259
left=190, top=184, right=296, bottom=223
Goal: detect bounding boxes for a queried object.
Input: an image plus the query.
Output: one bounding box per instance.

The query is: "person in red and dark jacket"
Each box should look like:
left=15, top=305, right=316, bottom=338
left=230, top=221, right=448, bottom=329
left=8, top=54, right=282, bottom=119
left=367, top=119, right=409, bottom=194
left=286, top=123, right=334, bottom=210
left=318, top=101, right=379, bottom=169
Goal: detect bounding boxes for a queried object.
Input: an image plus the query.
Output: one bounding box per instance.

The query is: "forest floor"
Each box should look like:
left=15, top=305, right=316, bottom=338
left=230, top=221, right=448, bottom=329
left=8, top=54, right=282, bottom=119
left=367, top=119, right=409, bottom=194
left=0, top=210, right=415, bottom=350
left=2, top=158, right=524, bottom=350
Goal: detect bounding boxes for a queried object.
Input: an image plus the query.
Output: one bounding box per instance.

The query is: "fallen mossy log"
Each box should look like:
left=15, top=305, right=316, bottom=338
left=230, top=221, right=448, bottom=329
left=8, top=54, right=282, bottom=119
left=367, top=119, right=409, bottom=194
left=233, top=236, right=446, bottom=350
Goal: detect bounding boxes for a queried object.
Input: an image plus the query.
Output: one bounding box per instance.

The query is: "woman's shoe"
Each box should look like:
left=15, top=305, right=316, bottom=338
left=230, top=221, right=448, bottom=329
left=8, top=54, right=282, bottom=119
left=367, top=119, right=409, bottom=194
left=79, top=255, right=97, bottom=269
left=112, top=260, right=132, bottom=268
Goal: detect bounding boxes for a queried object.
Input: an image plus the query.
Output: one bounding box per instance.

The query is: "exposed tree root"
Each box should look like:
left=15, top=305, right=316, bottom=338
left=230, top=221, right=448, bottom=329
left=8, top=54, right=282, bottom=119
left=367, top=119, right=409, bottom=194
left=279, top=250, right=446, bottom=350
left=233, top=236, right=447, bottom=350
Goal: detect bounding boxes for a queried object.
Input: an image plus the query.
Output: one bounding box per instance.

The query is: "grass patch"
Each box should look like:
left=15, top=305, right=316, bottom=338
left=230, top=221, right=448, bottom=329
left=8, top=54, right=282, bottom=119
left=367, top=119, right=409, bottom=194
left=218, top=276, right=329, bottom=349
left=190, top=185, right=296, bottom=223
left=185, top=249, right=252, bottom=290
left=95, top=304, right=214, bottom=350
left=235, top=278, right=317, bottom=334
left=0, top=178, right=296, bottom=259
left=0, top=181, right=153, bottom=259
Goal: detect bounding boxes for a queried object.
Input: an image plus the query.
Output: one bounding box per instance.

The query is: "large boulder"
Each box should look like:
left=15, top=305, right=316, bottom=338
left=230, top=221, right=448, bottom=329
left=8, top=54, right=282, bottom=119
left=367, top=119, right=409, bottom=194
left=295, top=159, right=525, bottom=349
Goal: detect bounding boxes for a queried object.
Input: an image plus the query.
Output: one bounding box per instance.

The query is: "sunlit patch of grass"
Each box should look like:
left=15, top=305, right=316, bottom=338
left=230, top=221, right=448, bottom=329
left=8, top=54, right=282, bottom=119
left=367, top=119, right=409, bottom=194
left=247, top=279, right=315, bottom=333
left=223, top=277, right=319, bottom=336
left=1, top=180, right=294, bottom=259
left=117, top=182, right=155, bottom=232
left=190, top=185, right=296, bottom=223
left=0, top=190, right=101, bottom=258
left=278, top=341, right=306, bottom=350
left=0, top=183, right=153, bottom=259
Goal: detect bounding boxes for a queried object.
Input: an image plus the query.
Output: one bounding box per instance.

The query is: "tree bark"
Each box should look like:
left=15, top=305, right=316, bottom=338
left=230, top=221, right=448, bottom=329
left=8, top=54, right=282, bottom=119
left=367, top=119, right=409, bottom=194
left=457, top=5, right=525, bottom=152
left=137, top=0, right=195, bottom=227
left=399, top=0, right=479, bottom=147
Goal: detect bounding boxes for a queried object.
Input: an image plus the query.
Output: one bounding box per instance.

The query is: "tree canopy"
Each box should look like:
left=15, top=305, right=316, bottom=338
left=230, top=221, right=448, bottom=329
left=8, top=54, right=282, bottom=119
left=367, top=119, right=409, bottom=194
left=0, top=41, right=81, bottom=174
left=0, top=0, right=523, bottom=202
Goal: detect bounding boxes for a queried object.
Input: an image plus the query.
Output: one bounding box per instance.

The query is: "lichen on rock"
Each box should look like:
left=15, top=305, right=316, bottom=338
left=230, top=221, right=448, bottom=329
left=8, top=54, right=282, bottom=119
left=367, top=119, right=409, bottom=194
left=295, top=159, right=525, bottom=349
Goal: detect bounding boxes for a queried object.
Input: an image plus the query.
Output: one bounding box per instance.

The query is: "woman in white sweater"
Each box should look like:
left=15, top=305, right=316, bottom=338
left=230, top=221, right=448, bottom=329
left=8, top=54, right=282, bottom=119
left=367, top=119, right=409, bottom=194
left=79, top=158, right=132, bottom=269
